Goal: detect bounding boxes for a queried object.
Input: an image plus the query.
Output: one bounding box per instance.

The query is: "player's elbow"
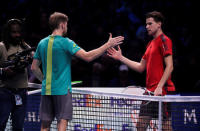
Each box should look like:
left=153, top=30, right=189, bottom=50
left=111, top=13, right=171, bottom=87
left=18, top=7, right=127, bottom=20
left=138, top=68, right=145, bottom=73
left=31, top=64, right=36, bottom=72
left=31, top=61, right=39, bottom=72
left=82, top=52, right=95, bottom=62
left=85, top=57, right=93, bottom=62
left=137, top=64, right=145, bottom=73
left=170, top=64, right=174, bottom=73
left=81, top=54, right=93, bottom=62
left=83, top=57, right=92, bottom=62
left=75, top=50, right=94, bottom=62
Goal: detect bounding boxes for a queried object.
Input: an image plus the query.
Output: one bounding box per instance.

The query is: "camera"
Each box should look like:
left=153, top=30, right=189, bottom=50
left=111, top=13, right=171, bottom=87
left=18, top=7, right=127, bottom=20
left=0, top=47, right=35, bottom=73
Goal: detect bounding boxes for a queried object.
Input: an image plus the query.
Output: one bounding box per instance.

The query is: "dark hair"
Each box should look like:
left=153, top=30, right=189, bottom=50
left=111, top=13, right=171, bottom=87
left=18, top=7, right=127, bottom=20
left=146, top=11, right=164, bottom=24
left=49, top=12, right=68, bottom=31
left=1, top=19, right=25, bottom=50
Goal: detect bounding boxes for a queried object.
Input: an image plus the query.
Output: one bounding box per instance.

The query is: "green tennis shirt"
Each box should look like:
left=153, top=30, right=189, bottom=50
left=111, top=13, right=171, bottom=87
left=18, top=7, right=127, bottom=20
left=33, top=35, right=81, bottom=95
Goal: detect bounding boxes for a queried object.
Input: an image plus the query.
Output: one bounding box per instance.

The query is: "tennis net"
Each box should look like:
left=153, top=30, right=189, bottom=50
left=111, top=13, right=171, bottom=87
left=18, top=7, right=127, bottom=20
left=5, top=83, right=200, bottom=131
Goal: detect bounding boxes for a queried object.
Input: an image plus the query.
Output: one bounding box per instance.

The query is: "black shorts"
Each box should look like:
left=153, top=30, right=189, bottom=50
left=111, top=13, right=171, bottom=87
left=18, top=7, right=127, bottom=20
left=139, top=91, right=175, bottom=119
left=139, top=101, right=171, bottom=119
left=39, top=91, right=73, bottom=121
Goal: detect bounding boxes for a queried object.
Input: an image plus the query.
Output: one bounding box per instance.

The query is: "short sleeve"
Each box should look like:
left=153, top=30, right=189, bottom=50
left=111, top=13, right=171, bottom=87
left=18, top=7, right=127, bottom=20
left=65, top=38, right=81, bottom=55
left=142, top=53, right=146, bottom=60
left=160, top=36, right=173, bottom=57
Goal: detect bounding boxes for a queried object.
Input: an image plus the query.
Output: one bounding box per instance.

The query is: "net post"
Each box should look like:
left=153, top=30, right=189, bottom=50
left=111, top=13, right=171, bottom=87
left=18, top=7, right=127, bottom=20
left=158, top=100, right=162, bottom=131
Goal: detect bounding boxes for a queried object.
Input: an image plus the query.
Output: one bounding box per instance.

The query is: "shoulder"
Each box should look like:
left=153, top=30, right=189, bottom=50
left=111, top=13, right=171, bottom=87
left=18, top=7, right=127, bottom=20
left=0, top=42, right=6, bottom=49
left=37, top=36, right=50, bottom=47
left=160, top=34, right=172, bottom=43
left=60, top=37, right=74, bottom=44
left=0, top=42, right=5, bottom=47
left=40, top=36, right=50, bottom=43
left=0, top=42, right=7, bottom=58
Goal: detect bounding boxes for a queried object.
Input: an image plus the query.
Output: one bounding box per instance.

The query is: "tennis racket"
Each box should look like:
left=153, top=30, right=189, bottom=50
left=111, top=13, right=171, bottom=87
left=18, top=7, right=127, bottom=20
left=71, top=80, right=82, bottom=85
left=27, top=81, right=83, bottom=95
left=121, top=86, right=154, bottom=106
left=122, top=86, right=154, bottom=95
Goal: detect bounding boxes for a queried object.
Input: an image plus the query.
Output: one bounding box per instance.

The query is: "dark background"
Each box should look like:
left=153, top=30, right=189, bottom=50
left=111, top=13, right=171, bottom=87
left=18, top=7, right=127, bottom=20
left=0, top=0, right=198, bottom=93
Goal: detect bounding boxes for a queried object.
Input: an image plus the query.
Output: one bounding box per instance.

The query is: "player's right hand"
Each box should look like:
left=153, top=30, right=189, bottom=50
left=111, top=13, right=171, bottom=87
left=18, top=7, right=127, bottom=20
left=107, top=45, right=122, bottom=60
left=107, top=33, right=124, bottom=47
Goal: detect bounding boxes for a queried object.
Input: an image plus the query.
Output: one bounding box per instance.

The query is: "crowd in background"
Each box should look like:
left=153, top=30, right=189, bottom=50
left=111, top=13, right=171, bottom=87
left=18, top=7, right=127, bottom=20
left=0, top=0, right=198, bottom=93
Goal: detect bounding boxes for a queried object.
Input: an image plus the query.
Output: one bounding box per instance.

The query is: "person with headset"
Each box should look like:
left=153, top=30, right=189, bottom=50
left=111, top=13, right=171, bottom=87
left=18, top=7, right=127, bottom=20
left=0, top=18, right=32, bottom=131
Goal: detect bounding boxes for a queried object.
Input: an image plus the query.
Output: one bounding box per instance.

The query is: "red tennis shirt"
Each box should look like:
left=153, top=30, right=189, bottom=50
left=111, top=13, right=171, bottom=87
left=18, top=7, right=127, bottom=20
left=142, top=33, right=175, bottom=95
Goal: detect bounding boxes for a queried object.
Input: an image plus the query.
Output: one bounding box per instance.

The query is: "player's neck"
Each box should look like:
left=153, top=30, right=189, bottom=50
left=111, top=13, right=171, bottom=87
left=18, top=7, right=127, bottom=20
left=153, top=29, right=163, bottom=38
left=51, top=29, right=63, bottom=36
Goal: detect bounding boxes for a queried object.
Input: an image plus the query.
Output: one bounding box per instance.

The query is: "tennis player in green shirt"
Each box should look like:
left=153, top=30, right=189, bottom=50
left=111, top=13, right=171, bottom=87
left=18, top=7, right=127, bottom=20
left=31, top=12, right=124, bottom=131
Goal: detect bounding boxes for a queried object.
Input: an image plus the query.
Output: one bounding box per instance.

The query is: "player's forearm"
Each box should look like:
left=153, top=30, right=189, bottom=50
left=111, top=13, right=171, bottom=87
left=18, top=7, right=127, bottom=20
left=31, top=67, right=43, bottom=82
left=84, top=42, right=110, bottom=62
left=31, top=59, right=43, bottom=82
left=157, top=64, right=173, bottom=89
left=119, top=56, right=144, bottom=73
left=157, top=55, right=174, bottom=90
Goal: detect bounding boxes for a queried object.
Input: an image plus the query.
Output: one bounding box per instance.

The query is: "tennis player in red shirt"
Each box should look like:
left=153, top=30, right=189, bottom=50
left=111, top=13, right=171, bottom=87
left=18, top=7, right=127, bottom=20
left=107, top=11, right=175, bottom=131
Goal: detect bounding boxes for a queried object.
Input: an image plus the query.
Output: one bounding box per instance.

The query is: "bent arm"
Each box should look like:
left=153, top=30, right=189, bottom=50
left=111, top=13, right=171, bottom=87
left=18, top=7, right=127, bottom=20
left=31, top=59, right=43, bottom=82
left=120, top=57, right=146, bottom=73
left=75, top=34, right=124, bottom=62
left=75, top=44, right=109, bottom=62
left=107, top=46, right=146, bottom=73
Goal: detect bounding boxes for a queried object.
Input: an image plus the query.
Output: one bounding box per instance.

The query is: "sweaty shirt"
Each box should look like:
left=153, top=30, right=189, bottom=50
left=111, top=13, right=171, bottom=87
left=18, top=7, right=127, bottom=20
left=142, top=34, right=175, bottom=95
left=34, top=35, right=81, bottom=95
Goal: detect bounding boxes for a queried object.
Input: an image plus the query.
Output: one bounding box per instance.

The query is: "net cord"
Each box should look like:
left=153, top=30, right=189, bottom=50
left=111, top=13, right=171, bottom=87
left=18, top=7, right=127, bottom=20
left=27, top=83, right=200, bottom=102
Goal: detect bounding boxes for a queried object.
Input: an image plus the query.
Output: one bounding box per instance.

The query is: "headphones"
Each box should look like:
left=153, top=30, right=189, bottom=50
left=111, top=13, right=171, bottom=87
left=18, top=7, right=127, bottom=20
left=6, top=18, right=22, bottom=26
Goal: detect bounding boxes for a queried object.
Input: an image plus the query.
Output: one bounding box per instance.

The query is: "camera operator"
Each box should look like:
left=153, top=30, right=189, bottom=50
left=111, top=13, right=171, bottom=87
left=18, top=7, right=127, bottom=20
left=0, top=19, right=32, bottom=131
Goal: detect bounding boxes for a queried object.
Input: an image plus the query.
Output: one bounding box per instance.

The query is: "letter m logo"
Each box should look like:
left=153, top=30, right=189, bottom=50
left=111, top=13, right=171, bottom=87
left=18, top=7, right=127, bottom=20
left=184, top=109, right=198, bottom=124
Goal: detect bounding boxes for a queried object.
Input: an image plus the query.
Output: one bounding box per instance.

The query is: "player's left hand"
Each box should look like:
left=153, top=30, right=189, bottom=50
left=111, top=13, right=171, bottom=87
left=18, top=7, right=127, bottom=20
left=154, top=87, right=162, bottom=96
